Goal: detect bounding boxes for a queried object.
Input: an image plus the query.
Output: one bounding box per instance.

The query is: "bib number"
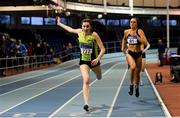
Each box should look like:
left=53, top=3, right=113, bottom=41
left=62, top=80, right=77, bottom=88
left=127, top=35, right=138, bottom=44
left=80, top=48, right=92, bottom=54
left=127, top=38, right=138, bottom=44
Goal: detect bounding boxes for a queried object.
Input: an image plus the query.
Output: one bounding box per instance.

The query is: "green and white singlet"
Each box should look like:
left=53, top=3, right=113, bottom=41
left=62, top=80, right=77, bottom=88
left=78, top=31, right=98, bottom=61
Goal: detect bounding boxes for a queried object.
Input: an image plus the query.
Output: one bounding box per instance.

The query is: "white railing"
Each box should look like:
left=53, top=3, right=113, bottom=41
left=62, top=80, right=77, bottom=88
left=0, top=41, right=157, bottom=77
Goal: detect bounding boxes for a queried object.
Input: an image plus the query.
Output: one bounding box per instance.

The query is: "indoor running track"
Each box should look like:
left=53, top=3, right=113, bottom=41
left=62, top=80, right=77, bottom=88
left=0, top=53, right=171, bottom=118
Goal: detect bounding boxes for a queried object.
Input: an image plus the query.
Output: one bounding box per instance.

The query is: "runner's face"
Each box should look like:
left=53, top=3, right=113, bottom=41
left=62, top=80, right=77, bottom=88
left=82, top=22, right=91, bottom=34
left=130, top=18, right=137, bottom=29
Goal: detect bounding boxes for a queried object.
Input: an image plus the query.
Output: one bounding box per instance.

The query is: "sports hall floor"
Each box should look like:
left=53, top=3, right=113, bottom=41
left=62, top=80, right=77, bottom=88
left=0, top=51, right=178, bottom=118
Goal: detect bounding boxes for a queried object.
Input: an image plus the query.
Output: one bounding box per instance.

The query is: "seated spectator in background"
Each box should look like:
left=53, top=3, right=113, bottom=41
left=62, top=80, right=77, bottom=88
left=170, top=46, right=180, bottom=83
left=171, top=65, right=180, bottom=83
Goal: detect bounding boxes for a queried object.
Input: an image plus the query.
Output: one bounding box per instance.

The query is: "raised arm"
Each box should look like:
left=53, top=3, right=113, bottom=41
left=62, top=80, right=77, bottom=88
left=56, top=16, right=81, bottom=34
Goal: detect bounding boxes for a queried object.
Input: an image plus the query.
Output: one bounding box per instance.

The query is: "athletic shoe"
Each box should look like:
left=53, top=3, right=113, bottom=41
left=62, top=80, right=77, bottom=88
left=83, top=104, right=89, bottom=112
left=128, top=85, right=134, bottom=96
left=135, top=86, right=139, bottom=97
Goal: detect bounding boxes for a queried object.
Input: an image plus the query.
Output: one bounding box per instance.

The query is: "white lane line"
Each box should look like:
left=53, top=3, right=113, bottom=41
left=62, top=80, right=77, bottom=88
left=0, top=59, right=116, bottom=97
left=48, top=62, right=121, bottom=118
left=53, top=60, right=78, bottom=69
left=0, top=70, right=75, bottom=97
left=0, top=70, right=56, bottom=87
left=0, top=60, right=117, bottom=115
left=0, top=62, right=78, bottom=86
left=0, top=70, right=81, bottom=115
left=106, top=68, right=128, bottom=118
left=145, top=69, right=172, bottom=118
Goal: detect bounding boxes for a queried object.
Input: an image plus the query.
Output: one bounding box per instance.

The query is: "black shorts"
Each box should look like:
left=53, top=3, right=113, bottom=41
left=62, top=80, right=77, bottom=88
left=79, top=60, right=100, bottom=68
left=128, top=50, right=142, bottom=60
left=142, top=52, right=146, bottom=58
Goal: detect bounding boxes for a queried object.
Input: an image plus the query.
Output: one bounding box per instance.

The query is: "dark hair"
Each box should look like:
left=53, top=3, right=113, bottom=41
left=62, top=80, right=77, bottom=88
left=82, top=19, right=93, bottom=27
left=131, top=17, right=141, bottom=28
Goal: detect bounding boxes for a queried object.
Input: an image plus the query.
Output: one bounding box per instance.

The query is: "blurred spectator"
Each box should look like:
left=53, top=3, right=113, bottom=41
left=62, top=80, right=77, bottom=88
left=157, top=39, right=166, bottom=66
left=46, top=43, right=53, bottom=65
left=0, top=33, right=7, bottom=76
left=42, top=41, right=47, bottom=64
left=61, top=44, right=68, bottom=62
left=16, top=39, right=27, bottom=70
left=8, top=38, right=17, bottom=57
left=27, top=42, right=35, bottom=68
left=170, top=46, right=180, bottom=83
left=7, top=38, right=17, bottom=69
left=67, top=42, right=73, bottom=60
left=35, top=41, right=44, bottom=67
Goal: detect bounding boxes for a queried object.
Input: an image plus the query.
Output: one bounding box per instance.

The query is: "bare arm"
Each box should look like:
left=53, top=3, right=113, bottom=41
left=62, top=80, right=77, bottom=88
left=137, top=29, right=150, bottom=52
left=56, top=16, right=81, bottom=34
left=143, top=42, right=150, bottom=53
left=137, top=29, right=149, bottom=46
left=92, top=32, right=105, bottom=61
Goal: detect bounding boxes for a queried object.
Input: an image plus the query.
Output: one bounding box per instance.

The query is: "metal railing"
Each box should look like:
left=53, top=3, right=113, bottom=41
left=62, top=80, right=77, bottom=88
left=0, top=41, right=159, bottom=77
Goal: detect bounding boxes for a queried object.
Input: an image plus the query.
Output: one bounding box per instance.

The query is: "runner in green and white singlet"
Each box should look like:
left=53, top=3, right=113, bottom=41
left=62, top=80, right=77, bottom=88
left=56, top=16, right=105, bottom=112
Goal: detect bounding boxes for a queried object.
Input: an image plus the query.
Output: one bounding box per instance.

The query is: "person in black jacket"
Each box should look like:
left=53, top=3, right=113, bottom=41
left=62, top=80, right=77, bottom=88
left=157, top=39, right=166, bottom=66
left=121, top=17, right=149, bottom=97
left=0, top=33, right=7, bottom=77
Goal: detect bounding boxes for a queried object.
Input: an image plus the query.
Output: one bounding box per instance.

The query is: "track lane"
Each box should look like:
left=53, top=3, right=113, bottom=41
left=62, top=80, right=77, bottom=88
left=0, top=59, right=120, bottom=117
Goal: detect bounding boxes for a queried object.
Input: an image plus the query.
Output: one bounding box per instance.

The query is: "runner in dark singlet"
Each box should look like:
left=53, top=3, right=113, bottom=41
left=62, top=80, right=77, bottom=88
left=121, top=17, right=149, bottom=97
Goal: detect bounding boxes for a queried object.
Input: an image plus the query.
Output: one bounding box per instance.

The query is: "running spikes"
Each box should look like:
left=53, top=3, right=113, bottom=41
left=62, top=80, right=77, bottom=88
left=83, top=104, right=89, bottom=112
left=128, top=85, right=134, bottom=96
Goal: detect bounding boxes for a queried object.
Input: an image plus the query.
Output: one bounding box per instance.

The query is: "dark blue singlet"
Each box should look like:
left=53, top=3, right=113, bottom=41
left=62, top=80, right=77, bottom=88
left=126, top=30, right=142, bottom=60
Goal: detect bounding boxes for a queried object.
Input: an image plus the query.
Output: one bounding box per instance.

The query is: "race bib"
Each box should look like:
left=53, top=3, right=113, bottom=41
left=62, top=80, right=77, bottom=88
left=127, top=35, right=138, bottom=44
left=80, top=44, right=92, bottom=55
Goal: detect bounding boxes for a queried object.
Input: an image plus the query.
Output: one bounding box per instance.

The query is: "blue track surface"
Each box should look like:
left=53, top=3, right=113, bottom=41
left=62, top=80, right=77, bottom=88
left=0, top=52, right=171, bottom=117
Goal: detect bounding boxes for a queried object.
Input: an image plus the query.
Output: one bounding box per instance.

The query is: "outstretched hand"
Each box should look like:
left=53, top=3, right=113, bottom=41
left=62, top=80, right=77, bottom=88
left=56, top=16, right=61, bottom=24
